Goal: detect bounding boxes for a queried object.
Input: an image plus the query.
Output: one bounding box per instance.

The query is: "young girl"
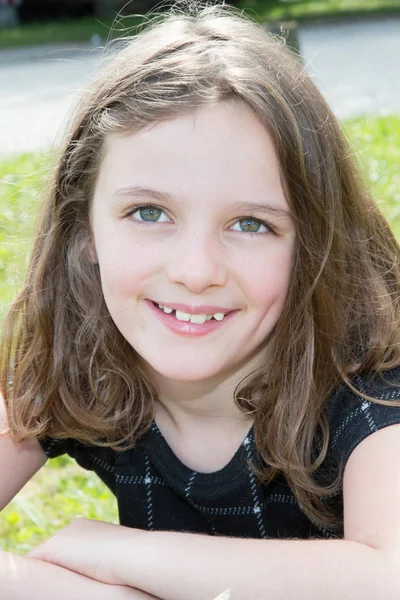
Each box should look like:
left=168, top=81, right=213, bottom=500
left=1, top=1, right=400, bottom=598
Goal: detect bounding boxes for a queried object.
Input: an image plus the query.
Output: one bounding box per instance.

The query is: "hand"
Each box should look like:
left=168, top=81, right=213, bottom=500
left=26, top=517, right=134, bottom=585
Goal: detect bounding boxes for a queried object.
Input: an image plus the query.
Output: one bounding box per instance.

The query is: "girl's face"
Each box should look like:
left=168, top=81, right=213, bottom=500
left=89, top=101, right=295, bottom=383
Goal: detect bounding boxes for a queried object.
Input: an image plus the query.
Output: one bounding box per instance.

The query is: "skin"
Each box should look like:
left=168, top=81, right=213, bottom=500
left=88, top=100, right=296, bottom=438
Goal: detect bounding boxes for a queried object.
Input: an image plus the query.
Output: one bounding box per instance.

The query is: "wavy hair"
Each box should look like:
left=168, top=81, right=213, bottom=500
left=1, top=0, right=400, bottom=532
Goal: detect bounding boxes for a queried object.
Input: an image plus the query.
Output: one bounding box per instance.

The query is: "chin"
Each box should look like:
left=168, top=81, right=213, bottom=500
left=144, top=359, right=225, bottom=383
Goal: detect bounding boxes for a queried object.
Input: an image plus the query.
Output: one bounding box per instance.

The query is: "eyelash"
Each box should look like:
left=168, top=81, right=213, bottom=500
left=124, top=203, right=277, bottom=236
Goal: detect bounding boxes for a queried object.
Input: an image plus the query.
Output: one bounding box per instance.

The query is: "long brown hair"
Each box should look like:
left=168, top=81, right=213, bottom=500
left=1, top=1, right=400, bottom=532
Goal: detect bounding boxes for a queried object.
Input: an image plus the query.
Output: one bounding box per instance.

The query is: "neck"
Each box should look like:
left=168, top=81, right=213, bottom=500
left=144, top=355, right=264, bottom=433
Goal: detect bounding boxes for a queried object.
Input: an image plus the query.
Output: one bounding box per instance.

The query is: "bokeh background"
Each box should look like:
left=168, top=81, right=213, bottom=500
left=1, top=0, right=400, bottom=553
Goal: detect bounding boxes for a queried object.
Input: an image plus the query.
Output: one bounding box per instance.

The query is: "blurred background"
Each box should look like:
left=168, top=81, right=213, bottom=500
left=1, top=0, right=400, bottom=554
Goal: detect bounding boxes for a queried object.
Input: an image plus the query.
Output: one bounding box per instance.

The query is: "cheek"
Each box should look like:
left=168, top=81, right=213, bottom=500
left=96, top=246, right=153, bottom=300
left=237, top=244, right=293, bottom=310
left=93, top=216, right=165, bottom=296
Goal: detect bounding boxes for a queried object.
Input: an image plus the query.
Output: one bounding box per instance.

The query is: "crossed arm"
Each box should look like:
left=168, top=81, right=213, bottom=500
left=23, top=521, right=398, bottom=600
left=0, top=548, right=159, bottom=600
left=22, top=425, right=400, bottom=599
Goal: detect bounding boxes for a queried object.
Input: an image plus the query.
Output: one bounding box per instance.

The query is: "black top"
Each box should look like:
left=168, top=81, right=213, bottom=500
left=38, top=366, right=400, bottom=539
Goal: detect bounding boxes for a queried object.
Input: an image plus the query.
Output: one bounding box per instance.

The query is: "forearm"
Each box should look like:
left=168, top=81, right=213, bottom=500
left=115, top=530, right=400, bottom=600
left=0, top=550, right=159, bottom=600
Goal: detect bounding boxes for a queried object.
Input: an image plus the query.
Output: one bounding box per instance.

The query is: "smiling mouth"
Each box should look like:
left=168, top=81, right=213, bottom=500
left=151, top=301, right=230, bottom=324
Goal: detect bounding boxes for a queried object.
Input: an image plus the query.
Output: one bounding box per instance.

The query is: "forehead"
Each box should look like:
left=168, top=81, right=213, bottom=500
left=96, top=101, right=289, bottom=212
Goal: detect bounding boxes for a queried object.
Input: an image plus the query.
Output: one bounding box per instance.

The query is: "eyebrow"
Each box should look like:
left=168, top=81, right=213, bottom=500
left=113, top=186, right=292, bottom=218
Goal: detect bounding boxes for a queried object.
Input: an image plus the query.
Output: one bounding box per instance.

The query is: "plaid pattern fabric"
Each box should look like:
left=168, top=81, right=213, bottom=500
left=38, top=366, right=400, bottom=539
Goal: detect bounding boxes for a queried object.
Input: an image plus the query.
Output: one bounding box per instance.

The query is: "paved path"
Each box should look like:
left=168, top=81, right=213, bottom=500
left=297, top=17, right=400, bottom=120
left=0, top=43, right=104, bottom=154
left=1, top=16, right=400, bottom=155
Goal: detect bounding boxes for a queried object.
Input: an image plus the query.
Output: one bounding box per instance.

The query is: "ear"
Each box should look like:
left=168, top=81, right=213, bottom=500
left=87, top=240, right=98, bottom=264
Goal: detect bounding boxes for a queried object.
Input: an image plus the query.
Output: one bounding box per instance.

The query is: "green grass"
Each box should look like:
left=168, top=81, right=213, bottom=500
left=0, top=114, right=400, bottom=554
left=0, top=457, right=118, bottom=553
left=342, top=115, right=400, bottom=237
left=239, top=0, right=400, bottom=23
left=0, top=152, right=50, bottom=318
left=1, top=1, right=400, bottom=49
left=0, top=14, right=143, bottom=49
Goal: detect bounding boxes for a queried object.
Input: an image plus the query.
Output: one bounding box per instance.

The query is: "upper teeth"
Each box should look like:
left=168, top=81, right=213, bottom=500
left=157, top=304, right=226, bottom=324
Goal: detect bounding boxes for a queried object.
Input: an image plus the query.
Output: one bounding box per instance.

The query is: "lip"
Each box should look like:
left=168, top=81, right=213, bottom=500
left=149, top=299, right=235, bottom=315
left=146, top=299, right=239, bottom=337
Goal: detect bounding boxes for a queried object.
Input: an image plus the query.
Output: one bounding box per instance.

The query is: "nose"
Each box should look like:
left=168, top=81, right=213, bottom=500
left=166, top=228, right=229, bottom=293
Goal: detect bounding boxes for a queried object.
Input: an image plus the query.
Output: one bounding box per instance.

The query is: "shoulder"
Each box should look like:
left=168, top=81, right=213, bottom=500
left=326, top=365, right=400, bottom=423
left=37, top=435, right=115, bottom=471
left=38, top=436, right=80, bottom=459
left=324, top=365, right=400, bottom=472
